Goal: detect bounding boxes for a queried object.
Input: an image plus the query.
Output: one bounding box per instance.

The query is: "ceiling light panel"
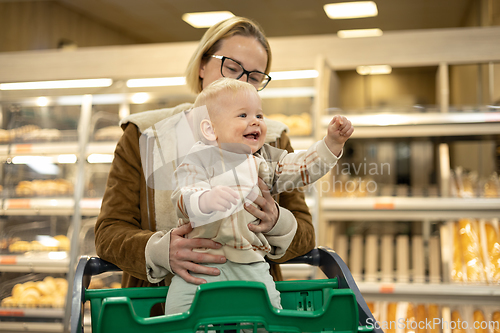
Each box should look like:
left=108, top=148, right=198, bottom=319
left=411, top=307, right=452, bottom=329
left=337, top=28, right=383, bottom=38
left=182, top=11, right=234, bottom=28
left=356, top=65, right=392, bottom=75
left=324, top=1, right=378, bottom=19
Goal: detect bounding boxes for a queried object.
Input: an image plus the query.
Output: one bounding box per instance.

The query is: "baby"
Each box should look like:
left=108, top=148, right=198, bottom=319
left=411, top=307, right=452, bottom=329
left=167, top=78, right=353, bottom=315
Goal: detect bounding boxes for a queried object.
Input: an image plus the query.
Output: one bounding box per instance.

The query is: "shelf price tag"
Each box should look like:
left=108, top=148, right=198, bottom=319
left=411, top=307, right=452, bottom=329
left=0, top=255, right=17, bottom=265
left=13, top=144, right=33, bottom=154
left=379, top=284, right=395, bottom=293
left=6, top=199, right=31, bottom=209
left=373, top=201, right=395, bottom=210
left=0, top=309, right=24, bottom=316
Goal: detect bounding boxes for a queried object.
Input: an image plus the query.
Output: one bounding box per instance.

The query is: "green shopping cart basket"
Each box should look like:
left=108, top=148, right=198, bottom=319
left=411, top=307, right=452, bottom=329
left=71, top=247, right=381, bottom=333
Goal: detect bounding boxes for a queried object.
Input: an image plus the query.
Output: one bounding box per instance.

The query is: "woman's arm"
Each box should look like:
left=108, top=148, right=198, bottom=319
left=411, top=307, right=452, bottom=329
left=94, top=123, right=153, bottom=280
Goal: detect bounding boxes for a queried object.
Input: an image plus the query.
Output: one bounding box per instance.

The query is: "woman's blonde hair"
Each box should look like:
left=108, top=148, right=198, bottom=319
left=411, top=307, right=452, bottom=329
left=185, top=16, right=272, bottom=94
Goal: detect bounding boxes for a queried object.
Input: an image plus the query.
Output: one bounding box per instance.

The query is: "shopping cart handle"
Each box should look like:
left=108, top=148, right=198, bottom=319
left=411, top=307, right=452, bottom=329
left=282, top=247, right=382, bottom=333
left=71, top=256, right=120, bottom=333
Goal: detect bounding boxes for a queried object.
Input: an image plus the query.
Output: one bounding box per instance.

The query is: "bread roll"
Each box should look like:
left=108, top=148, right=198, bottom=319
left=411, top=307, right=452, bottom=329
left=54, top=235, right=70, bottom=251
left=38, top=296, right=54, bottom=308
left=1, top=296, right=17, bottom=308
left=54, top=278, right=68, bottom=295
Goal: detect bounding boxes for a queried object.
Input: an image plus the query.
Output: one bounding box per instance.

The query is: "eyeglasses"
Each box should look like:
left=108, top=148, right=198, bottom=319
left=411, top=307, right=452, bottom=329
left=209, top=55, right=271, bottom=91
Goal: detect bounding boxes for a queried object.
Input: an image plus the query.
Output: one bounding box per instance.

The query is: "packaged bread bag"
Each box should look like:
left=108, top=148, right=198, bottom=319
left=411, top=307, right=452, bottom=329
left=478, top=219, right=500, bottom=284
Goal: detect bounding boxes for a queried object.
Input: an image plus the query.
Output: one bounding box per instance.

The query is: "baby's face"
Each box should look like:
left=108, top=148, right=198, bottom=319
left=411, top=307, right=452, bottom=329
left=212, top=90, right=267, bottom=154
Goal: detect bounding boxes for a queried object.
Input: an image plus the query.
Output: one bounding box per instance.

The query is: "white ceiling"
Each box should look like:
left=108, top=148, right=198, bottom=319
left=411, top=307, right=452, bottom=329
left=58, top=0, right=475, bottom=43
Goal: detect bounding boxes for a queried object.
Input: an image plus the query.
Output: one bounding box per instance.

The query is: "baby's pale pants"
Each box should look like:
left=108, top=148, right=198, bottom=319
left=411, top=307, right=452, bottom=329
left=165, top=261, right=281, bottom=315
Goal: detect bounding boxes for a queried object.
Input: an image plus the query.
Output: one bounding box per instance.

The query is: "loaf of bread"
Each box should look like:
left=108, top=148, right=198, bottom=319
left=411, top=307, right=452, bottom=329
left=405, top=303, right=416, bottom=333
left=492, top=311, right=500, bottom=333
left=415, top=304, right=427, bottom=333
left=451, top=310, right=466, bottom=333
left=427, top=304, right=440, bottom=333
left=457, top=219, right=485, bottom=283
left=484, top=222, right=500, bottom=282
left=452, top=222, right=464, bottom=282
left=386, top=303, right=397, bottom=333
left=473, top=309, right=486, bottom=333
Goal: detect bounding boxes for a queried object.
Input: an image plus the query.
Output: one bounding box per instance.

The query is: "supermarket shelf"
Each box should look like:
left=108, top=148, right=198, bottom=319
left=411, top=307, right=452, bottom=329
left=0, top=252, right=69, bottom=273
left=2, top=198, right=102, bottom=216
left=6, top=142, right=79, bottom=156
left=322, top=112, right=500, bottom=138
left=0, top=307, right=64, bottom=319
left=0, top=141, right=117, bottom=159
left=358, top=282, right=500, bottom=306
left=0, top=321, right=63, bottom=332
left=322, top=197, right=500, bottom=220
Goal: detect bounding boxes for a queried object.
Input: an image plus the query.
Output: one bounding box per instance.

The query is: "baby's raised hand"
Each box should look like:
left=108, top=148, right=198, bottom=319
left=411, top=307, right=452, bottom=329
left=199, top=185, right=240, bottom=214
left=324, top=115, right=354, bottom=157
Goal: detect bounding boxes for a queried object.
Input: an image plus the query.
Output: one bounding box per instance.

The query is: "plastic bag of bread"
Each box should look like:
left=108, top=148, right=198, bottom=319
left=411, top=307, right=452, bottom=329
left=427, top=304, right=440, bottom=333
left=492, top=311, right=500, bottom=333
left=483, top=172, right=499, bottom=198
left=479, top=219, right=500, bottom=284
left=451, top=222, right=464, bottom=282
left=457, top=219, right=486, bottom=283
left=386, top=302, right=398, bottom=333
left=473, top=309, right=486, bottom=333
left=451, top=309, right=467, bottom=333
left=415, top=304, right=428, bottom=333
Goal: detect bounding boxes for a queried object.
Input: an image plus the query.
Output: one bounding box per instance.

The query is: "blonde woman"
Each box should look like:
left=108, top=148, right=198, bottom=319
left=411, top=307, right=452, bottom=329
left=95, top=16, right=316, bottom=315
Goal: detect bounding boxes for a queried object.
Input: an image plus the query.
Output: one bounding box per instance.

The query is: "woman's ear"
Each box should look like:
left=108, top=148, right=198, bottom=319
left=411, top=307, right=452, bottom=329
left=199, top=59, right=207, bottom=80
left=200, top=119, right=217, bottom=142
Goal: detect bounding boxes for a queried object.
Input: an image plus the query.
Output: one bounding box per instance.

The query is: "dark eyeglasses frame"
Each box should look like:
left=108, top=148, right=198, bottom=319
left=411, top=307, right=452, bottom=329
left=209, top=55, right=272, bottom=91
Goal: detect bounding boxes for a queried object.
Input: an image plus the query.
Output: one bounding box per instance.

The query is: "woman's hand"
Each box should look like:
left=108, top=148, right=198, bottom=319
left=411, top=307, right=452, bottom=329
left=169, top=223, right=226, bottom=285
left=245, top=178, right=279, bottom=234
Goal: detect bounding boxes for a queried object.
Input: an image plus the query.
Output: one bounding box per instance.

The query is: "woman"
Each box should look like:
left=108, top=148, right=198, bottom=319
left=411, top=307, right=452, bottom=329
left=94, top=16, right=315, bottom=300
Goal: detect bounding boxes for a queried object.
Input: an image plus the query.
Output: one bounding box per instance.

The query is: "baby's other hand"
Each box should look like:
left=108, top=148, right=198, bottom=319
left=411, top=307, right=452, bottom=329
left=199, top=186, right=239, bottom=214
left=324, top=115, right=354, bottom=156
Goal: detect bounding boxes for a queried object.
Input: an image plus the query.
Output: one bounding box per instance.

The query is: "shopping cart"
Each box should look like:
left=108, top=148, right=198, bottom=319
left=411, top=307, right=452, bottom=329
left=71, top=246, right=381, bottom=333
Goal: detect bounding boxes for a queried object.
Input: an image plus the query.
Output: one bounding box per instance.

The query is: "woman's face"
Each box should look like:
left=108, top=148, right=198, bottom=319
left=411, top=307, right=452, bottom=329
left=199, top=35, right=268, bottom=91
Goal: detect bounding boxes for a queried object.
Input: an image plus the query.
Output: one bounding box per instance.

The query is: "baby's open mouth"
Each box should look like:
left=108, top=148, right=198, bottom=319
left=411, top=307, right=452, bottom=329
left=244, top=132, right=260, bottom=140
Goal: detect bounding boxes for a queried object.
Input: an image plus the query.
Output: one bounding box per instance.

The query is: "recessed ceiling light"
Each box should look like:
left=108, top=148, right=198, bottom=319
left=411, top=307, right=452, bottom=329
left=324, top=1, right=378, bottom=19
left=356, top=65, right=392, bottom=75
left=337, top=28, right=383, bottom=38
left=182, top=11, right=234, bottom=28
